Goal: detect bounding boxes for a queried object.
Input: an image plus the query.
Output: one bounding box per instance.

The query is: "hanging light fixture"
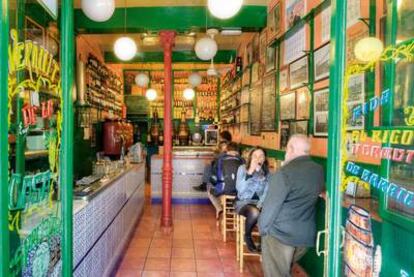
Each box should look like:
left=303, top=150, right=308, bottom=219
left=207, top=59, right=218, bottom=76
left=354, top=37, right=384, bottom=63
left=208, top=0, right=243, bottom=19
left=114, top=0, right=137, bottom=61
left=135, top=73, right=150, bottom=87
left=188, top=73, right=202, bottom=87
left=146, top=88, right=157, bottom=101
left=195, top=29, right=218, bottom=61
left=183, top=88, right=195, bottom=100
left=81, top=0, right=115, bottom=22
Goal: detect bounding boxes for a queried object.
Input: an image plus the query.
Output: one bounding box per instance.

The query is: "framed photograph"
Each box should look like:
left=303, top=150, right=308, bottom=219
left=279, top=67, right=289, bottom=92
left=205, top=129, right=219, bottom=145
left=124, top=70, right=148, bottom=95
left=289, top=56, right=308, bottom=89
left=266, top=46, right=276, bottom=73
left=347, top=102, right=365, bottom=130
left=279, top=92, right=296, bottom=120
left=290, top=120, right=309, bottom=135
left=259, top=29, right=268, bottom=63
left=296, top=88, right=310, bottom=120
left=285, top=0, right=306, bottom=29
left=242, top=67, right=251, bottom=87
left=321, top=6, right=331, bottom=43
left=252, top=34, right=260, bottom=62
left=25, top=16, right=44, bottom=45
left=268, top=2, right=282, bottom=41
left=250, top=84, right=263, bottom=135
left=251, top=62, right=261, bottom=85
left=261, top=73, right=276, bottom=131
left=283, top=26, right=306, bottom=65
left=313, top=88, right=329, bottom=136
left=246, top=42, right=253, bottom=66
left=280, top=121, right=290, bottom=149
left=348, top=73, right=365, bottom=102
left=314, top=43, right=330, bottom=81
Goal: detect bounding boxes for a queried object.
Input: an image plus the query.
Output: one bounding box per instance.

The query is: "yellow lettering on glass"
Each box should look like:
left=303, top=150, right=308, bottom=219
left=404, top=106, right=414, bottom=126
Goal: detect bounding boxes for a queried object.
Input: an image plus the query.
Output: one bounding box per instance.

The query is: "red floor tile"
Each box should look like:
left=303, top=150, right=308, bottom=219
left=147, top=247, right=172, bottom=258
left=172, top=248, right=195, bottom=258
left=144, top=258, right=171, bottom=271
left=141, top=271, right=169, bottom=277
left=151, top=238, right=173, bottom=248
left=170, top=258, right=196, bottom=272
left=115, top=269, right=142, bottom=277
left=172, top=239, right=194, bottom=249
left=170, top=272, right=197, bottom=277
left=197, top=273, right=225, bottom=277
left=117, top=256, right=146, bottom=271
left=196, top=258, right=224, bottom=273
left=195, top=247, right=219, bottom=259
left=129, top=238, right=152, bottom=248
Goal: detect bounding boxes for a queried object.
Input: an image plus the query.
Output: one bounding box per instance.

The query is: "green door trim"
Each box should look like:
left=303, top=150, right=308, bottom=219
left=326, top=0, right=347, bottom=276
left=0, top=1, right=10, bottom=275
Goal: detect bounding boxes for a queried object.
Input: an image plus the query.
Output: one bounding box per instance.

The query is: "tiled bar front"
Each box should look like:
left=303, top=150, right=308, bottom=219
left=73, top=163, right=145, bottom=276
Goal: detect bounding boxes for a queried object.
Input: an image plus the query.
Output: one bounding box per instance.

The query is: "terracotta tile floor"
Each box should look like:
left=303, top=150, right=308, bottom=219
left=115, top=203, right=307, bottom=277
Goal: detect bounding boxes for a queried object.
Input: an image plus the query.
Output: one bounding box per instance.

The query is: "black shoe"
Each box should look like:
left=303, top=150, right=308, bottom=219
left=244, top=234, right=258, bottom=253
left=193, top=183, right=207, bottom=192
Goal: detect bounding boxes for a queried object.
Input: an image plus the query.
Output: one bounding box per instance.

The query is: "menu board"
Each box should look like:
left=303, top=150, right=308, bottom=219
left=250, top=84, right=263, bottom=135
left=261, top=73, right=276, bottom=131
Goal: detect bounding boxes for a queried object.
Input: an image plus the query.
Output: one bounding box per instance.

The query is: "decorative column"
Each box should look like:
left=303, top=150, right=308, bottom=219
left=159, top=31, right=176, bottom=231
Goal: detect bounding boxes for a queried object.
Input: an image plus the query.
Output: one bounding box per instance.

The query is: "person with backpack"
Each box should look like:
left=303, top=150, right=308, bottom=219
left=235, top=147, right=269, bottom=253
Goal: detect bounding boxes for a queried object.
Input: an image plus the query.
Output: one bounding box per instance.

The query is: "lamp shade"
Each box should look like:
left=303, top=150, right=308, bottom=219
left=135, top=73, right=150, bottom=87
left=146, top=88, right=157, bottom=101
left=183, top=88, right=195, bottom=100
left=354, top=37, right=384, bottom=63
left=195, top=37, right=218, bottom=61
left=114, top=37, right=137, bottom=61
left=81, top=0, right=115, bottom=22
left=188, top=73, right=202, bottom=87
left=208, top=0, right=243, bottom=19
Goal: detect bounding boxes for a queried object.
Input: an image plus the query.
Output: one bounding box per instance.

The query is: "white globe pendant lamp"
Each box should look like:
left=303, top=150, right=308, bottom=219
left=135, top=73, right=150, bottom=88
left=188, top=73, right=202, bottom=87
left=354, top=37, right=384, bottom=63
left=81, top=0, right=115, bottom=22
left=183, top=88, right=195, bottom=100
left=146, top=88, right=157, bottom=101
left=208, top=0, right=243, bottom=20
left=195, top=29, right=218, bottom=61
left=114, top=37, right=137, bottom=61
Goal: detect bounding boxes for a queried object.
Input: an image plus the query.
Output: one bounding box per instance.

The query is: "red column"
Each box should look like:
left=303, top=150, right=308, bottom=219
left=159, top=31, right=176, bottom=231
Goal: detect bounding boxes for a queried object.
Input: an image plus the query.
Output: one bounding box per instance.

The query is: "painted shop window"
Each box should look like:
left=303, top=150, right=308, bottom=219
left=7, top=1, right=62, bottom=276
left=392, top=60, right=414, bottom=126
left=396, top=0, right=414, bottom=43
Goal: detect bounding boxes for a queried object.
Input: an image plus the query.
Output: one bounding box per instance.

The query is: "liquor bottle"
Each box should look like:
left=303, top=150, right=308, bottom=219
left=236, top=56, right=243, bottom=74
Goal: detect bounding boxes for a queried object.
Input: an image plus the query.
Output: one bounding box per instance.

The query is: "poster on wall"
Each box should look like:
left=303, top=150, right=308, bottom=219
left=321, top=6, right=331, bottom=43
left=261, top=73, right=277, bottom=131
left=260, top=29, right=268, bottom=63
left=285, top=0, right=306, bottom=29
left=250, top=84, right=263, bottom=135
left=347, top=0, right=361, bottom=28
left=268, top=2, right=282, bottom=41
left=279, top=67, right=290, bottom=92
left=280, top=92, right=296, bottom=120
left=347, top=73, right=365, bottom=130
left=280, top=121, right=290, bottom=148
left=283, top=26, right=306, bottom=65
left=313, top=88, right=329, bottom=136
left=252, top=34, right=260, bottom=62
left=296, top=88, right=310, bottom=119
left=314, top=43, right=330, bottom=81
left=124, top=70, right=147, bottom=95
left=266, top=46, right=276, bottom=72
left=290, top=120, right=308, bottom=135
left=289, top=56, right=308, bottom=89
left=25, top=17, right=45, bottom=45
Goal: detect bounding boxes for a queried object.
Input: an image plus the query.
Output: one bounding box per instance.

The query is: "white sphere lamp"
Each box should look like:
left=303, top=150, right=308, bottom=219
left=188, top=73, right=202, bottom=87
left=81, top=0, right=115, bottom=22
left=354, top=37, right=384, bottom=63
left=135, top=73, right=150, bottom=88
left=208, top=0, right=243, bottom=19
left=183, top=88, right=195, bottom=100
left=146, top=88, right=157, bottom=101
left=195, top=37, right=218, bottom=61
left=114, top=37, right=137, bottom=61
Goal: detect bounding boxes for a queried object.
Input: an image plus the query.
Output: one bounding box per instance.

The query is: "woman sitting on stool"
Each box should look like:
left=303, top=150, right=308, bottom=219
left=235, top=147, right=269, bottom=252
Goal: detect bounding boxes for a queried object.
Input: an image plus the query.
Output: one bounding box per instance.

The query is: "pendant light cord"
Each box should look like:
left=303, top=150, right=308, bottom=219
left=124, top=0, right=127, bottom=34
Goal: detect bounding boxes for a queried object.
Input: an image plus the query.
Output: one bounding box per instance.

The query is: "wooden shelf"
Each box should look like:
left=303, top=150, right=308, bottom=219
left=220, top=103, right=250, bottom=114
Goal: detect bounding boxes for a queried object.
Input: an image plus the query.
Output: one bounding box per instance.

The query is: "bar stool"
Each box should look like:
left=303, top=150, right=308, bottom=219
left=236, top=214, right=261, bottom=273
left=220, top=195, right=236, bottom=242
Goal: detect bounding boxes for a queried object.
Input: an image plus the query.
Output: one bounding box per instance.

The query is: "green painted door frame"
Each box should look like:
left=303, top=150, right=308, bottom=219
left=61, top=0, right=75, bottom=276
left=0, top=0, right=10, bottom=275
left=326, top=0, right=347, bottom=276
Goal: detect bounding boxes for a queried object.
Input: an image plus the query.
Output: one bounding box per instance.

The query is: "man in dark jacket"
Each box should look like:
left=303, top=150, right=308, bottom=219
left=258, top=134, right=324, bottom=277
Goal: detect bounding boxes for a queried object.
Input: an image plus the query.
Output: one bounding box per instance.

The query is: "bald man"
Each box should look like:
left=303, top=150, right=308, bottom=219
left=258, top=135, right=325, bottom=277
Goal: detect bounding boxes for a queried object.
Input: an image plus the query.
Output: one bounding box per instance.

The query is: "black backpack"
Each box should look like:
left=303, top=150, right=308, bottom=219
left=210, top=154, right=244, bottom=196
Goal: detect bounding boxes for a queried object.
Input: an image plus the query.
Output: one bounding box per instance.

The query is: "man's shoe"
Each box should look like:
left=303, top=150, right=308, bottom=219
left=244, top=234, right=258, bottom=253
left=193, top=183, right=207, bottom=192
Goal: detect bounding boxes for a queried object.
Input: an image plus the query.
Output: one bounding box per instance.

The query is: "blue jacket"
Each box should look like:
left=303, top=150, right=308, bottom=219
left=235, top=165, right=269, bottom=212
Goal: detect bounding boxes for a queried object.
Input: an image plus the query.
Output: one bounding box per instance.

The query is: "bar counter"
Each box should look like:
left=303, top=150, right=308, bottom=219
left=151, top=146, right=214, bottom=203
left=72, top=162, right=146, bottom=276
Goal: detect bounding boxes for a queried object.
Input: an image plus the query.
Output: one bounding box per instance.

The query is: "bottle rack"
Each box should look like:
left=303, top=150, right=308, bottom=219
left=85, top=54, right=122, bottom=116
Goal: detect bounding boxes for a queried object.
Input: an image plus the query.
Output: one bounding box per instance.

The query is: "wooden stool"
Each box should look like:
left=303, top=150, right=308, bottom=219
left=220, top=195, right=236, bottom=242
left=236, top=214, right=261, bottom=273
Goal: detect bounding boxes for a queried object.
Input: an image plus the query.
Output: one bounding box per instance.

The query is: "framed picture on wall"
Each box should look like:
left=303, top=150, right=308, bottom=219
left=347, top=73, right=365, bottom=130
left=279, top=92, right=296, bottom=120
left=25, top=16, right=45, bottom=45
left=246, top=42, right=253, bottom=66
left=296, top=88, right=310, bottom=119
left=251, top=62, right=261, bottom=85
left=285, top=0, right=306, bottom=29
left=290, top=120, right=309, bottom=135
left=259, top=29, right=268, bottom=63
left=314, top=43, right=330, bottom=81
left=46, top=31, right=59, bottom=58
left=268, top=2, right=282, bottom=41
left=252, top=34, right=260, bottom=62
left=280, top=121, right=290, bottom=149
left=279, top=67, right=289, bottom=92
left=313, top=88, right=329, bottom=136
left=289, top=56, right=308, bottom=89
left=266, top=46, right=276, bottom=73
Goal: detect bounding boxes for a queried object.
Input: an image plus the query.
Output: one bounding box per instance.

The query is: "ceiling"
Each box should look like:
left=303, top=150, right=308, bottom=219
left=73, top=0, right=268, bottom=8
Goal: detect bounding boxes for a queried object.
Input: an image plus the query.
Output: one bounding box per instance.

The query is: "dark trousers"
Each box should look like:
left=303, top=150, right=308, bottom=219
left=262, top=235, right=308, bottom=277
